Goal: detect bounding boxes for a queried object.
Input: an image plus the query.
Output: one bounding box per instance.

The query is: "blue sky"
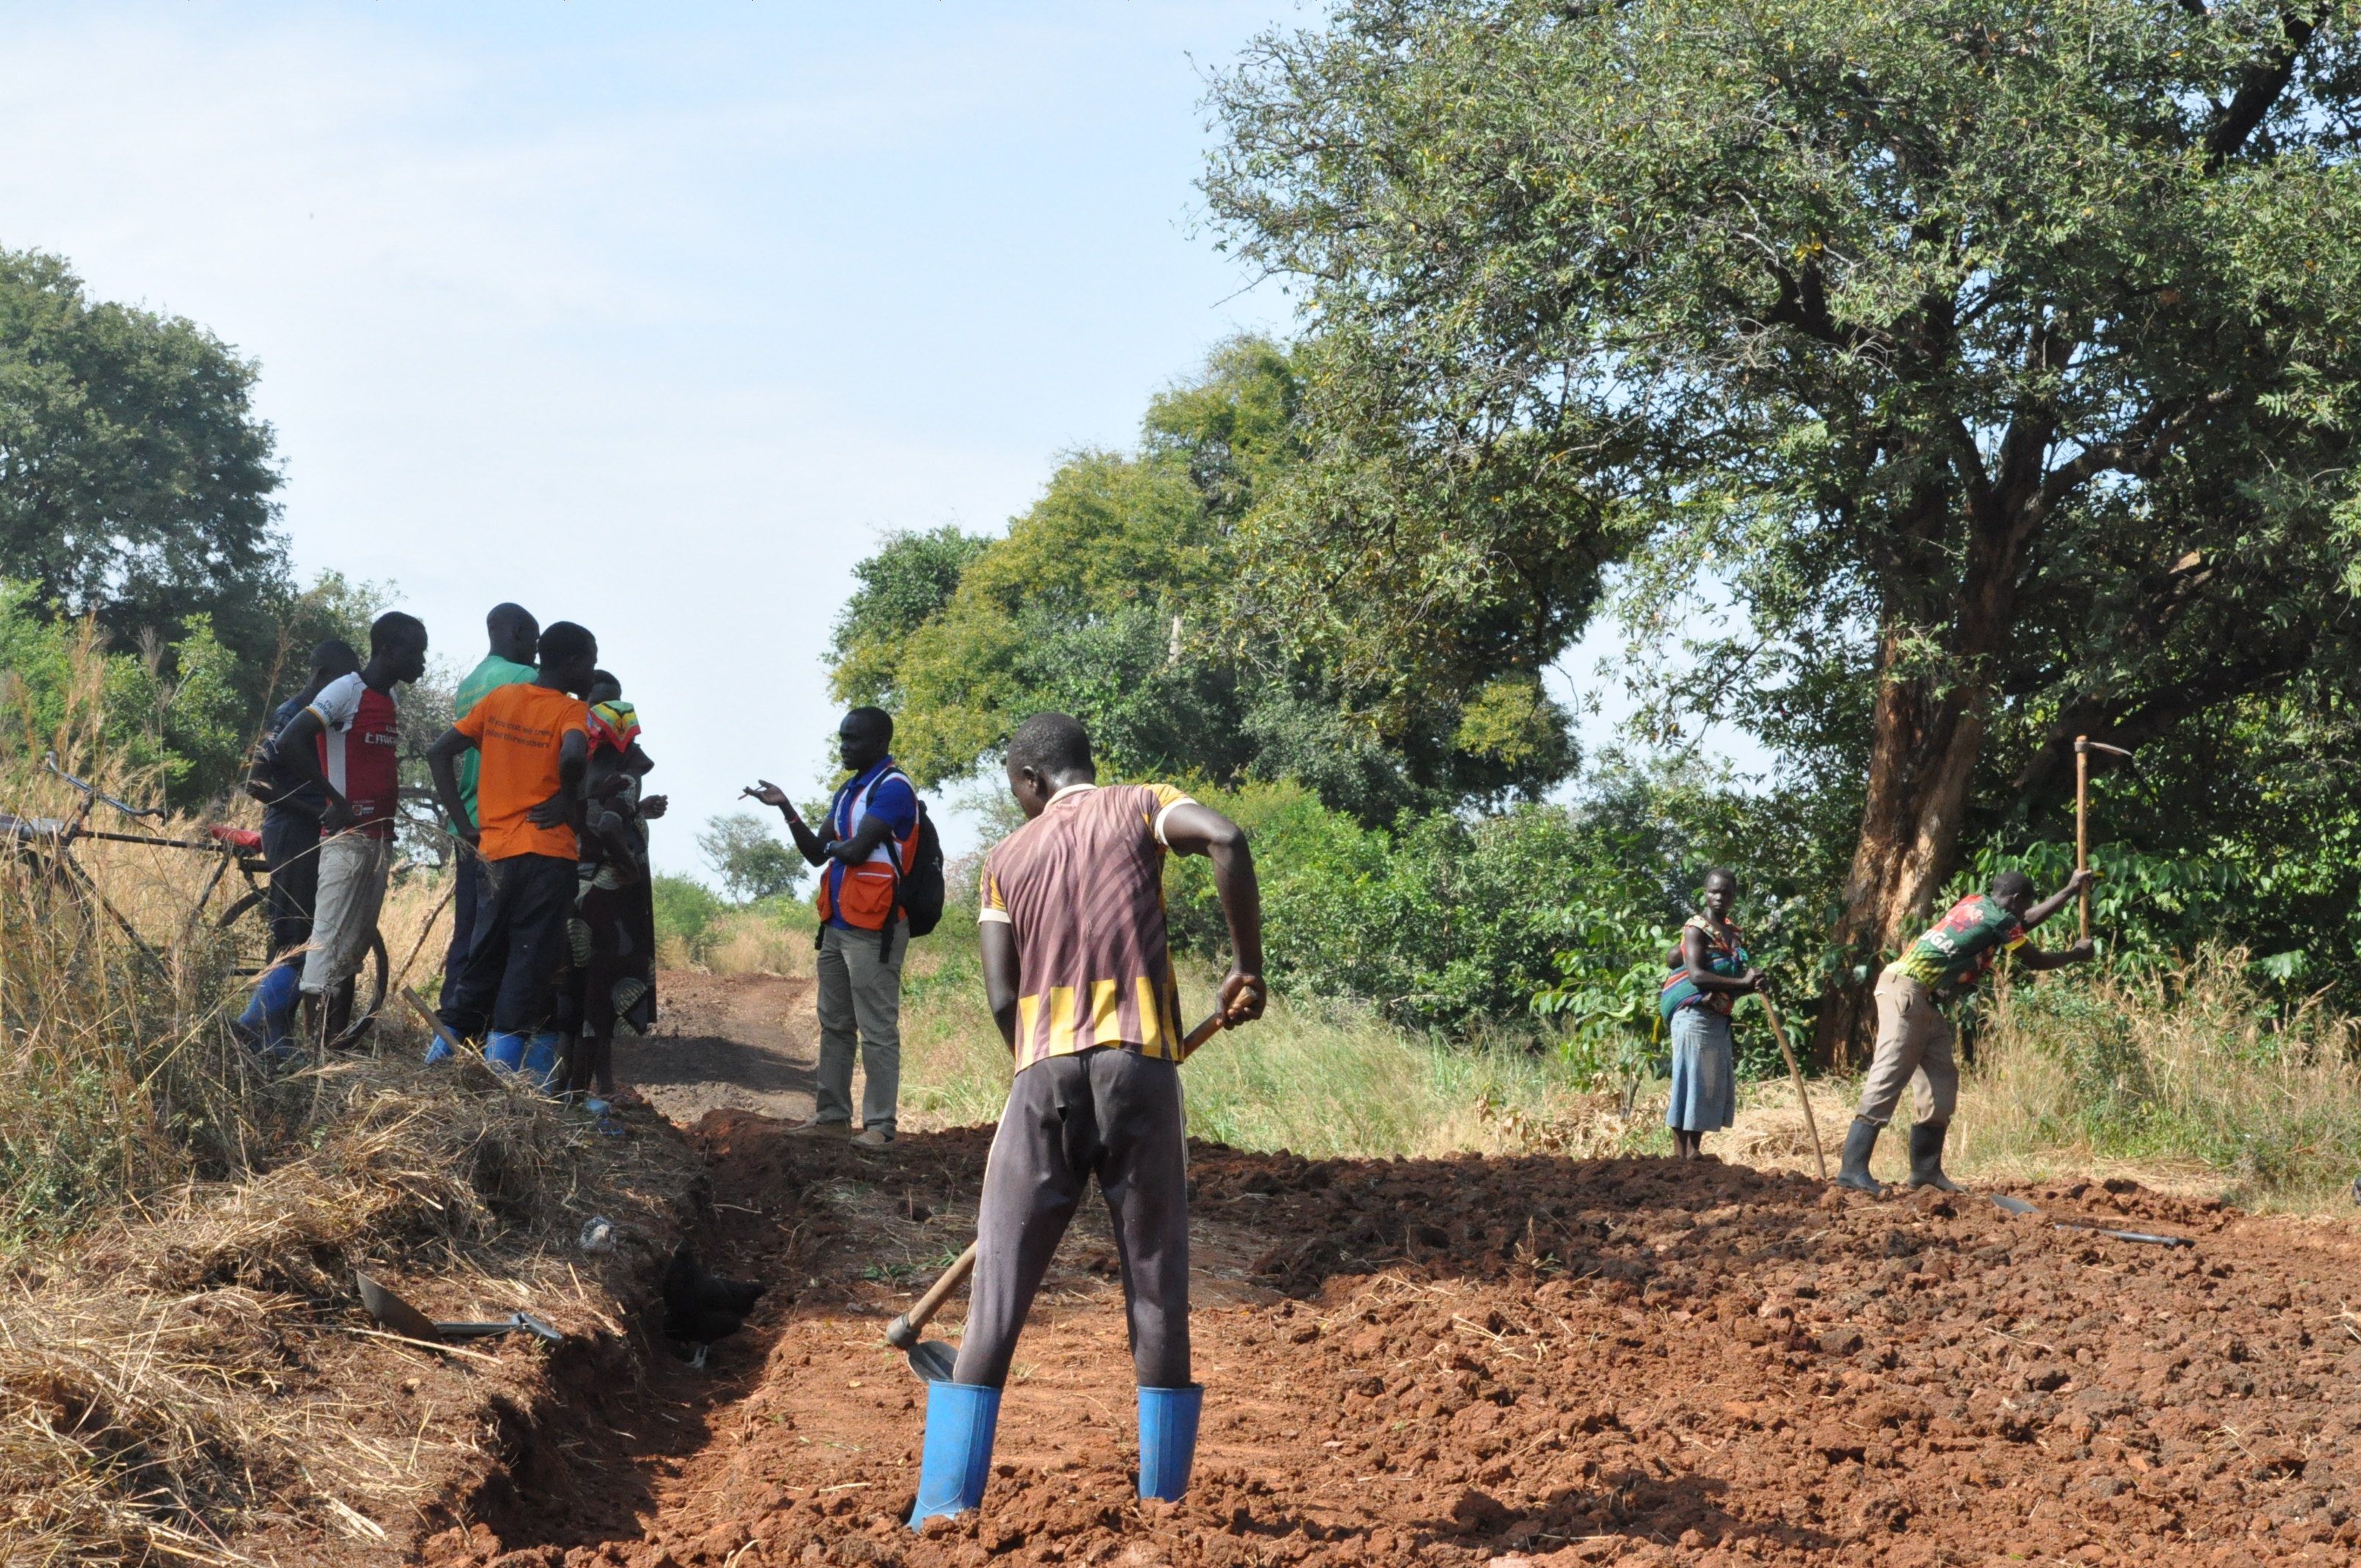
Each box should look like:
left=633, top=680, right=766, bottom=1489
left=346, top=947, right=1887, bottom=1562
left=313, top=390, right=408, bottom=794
left=0, top=1, right=1744, bottom=876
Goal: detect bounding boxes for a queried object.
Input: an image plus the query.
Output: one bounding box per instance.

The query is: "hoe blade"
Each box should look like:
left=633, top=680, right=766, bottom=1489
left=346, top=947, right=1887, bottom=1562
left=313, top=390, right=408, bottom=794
left=907, top=1339, right=958, bottom=1384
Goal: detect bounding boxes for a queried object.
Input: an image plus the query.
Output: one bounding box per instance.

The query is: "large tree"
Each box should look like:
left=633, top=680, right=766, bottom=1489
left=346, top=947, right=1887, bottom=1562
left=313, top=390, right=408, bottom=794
left=830, top=338, right=1581, bottom=819
left=1206, top=0, right=2361, bottom=1060
left=0, top=248, right=291, bottom=694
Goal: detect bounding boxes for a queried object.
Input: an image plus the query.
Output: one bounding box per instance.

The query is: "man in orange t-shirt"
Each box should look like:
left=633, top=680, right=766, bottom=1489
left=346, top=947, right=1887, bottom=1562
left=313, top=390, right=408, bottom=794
left=427, top=620, right=599, bottom=1065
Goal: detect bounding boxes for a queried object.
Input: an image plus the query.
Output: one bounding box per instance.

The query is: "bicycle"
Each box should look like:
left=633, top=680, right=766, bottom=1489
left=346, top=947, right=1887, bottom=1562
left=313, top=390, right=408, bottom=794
left=0, top=752, right=389, bottom=1045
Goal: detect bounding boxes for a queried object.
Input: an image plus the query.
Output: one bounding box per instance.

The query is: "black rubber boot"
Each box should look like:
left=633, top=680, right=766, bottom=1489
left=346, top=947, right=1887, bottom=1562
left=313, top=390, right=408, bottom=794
left=1835, top=1117, right=1885, bottom=1195
left=1908, top=1119, right=1963, bottom=1192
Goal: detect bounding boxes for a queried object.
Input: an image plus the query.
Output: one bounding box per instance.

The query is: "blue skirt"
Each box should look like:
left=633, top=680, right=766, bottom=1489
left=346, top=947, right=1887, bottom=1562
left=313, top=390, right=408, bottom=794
left=1666, top=1005, right=1736, bottom=1132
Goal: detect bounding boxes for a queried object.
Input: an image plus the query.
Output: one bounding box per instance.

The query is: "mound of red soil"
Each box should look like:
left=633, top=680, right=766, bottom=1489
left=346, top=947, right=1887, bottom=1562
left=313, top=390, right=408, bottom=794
left=438, top=1115, right=2361, bottom=1567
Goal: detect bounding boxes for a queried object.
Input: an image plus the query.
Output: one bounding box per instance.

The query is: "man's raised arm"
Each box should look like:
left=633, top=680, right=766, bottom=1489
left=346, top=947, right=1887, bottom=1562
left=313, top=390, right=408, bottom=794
left=2021, top=867, right=2098, bottom=931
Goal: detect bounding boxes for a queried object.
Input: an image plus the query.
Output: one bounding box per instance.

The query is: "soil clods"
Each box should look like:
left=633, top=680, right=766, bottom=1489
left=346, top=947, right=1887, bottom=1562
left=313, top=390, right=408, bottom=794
left=413, top=1110, right=2361, bottom=1567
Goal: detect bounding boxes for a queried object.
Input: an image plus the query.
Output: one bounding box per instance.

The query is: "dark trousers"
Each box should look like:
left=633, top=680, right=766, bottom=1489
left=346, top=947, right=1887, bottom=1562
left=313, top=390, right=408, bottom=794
left=438, top=853, right=576, bottom=1039
left=953, top=1046, right=1191, bottom=1390
left=442, top=852, right=490, bottom=1001
left=261, top=809, right=322, bottom=962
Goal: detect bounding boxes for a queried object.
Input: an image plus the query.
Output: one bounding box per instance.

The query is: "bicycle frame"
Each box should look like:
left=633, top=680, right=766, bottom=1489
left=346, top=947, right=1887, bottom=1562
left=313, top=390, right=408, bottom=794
left=12, top=754, right=262, bottom=971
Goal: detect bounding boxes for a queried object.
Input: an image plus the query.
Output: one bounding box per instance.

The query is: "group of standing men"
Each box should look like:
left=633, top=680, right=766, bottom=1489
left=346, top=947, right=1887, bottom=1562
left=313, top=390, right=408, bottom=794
left=241, top=604, right=664, bottom=1112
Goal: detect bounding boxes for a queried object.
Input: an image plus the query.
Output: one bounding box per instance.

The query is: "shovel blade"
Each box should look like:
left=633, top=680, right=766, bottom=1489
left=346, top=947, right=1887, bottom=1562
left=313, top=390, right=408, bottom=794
left=1990, top=1194, right=2039, bottom=1216
left=356, top=1271, right=445, bottom=1343
left=907, top=1339, right=958, bottom=1384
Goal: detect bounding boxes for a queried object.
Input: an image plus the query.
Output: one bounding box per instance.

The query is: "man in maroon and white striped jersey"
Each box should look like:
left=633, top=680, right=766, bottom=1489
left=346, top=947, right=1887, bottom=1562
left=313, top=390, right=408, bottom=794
left=909, top=711, right=1263, bottom=1525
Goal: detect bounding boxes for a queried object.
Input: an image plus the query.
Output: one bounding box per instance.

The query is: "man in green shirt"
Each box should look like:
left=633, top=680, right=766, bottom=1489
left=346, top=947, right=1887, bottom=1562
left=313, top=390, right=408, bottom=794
left=1838, top=867, right=2095, bottom=1196
left=443, top=603, right=540, bottom=998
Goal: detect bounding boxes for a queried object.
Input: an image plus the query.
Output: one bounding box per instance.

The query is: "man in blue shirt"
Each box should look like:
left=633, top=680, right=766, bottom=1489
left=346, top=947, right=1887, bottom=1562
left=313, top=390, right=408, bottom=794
left=745, top=706, right=918, bottom=1145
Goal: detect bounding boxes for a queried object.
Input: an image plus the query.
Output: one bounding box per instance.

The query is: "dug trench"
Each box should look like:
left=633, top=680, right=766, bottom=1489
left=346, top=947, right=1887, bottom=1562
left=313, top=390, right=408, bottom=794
left=424, top=1096, right=2361, bottom=1567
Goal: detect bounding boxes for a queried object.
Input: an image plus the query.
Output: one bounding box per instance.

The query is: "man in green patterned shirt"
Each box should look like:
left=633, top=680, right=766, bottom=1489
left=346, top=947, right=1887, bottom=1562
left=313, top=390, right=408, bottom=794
left=1838, top=866, right=2095, bottom=1196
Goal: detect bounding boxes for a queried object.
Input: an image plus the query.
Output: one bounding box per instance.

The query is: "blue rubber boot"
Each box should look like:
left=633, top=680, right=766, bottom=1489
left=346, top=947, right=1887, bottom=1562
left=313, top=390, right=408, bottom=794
left=483, top=1031, right=529, bottom=1075
left=521, top=1031, right=563, bottom=1092
left=234, top=963, right=301, bottom=1061
left=1137, top=1385, right=1203, bottom=1503
left=907, top=1381, right=1000, bottom=1529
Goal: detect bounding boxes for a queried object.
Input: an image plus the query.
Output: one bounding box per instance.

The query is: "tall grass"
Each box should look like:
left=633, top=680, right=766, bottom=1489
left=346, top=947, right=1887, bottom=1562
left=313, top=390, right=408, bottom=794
left=876, top=904, right=1602, bottom=1158
left=1952, top=948, right=2361, bottom=1210
left=0, top=734, right=271, bottom=1244
left=0, top=643, right=678, bottom=1560
left=0, top=742, right=463, bottom=1246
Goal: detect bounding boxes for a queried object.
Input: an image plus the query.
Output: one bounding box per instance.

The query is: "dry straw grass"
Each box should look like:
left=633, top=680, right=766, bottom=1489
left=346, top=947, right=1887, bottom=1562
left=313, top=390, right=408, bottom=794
left=1951, top=947, right=2361, bottom=1210
left=1, top=1050, right=687, bottom=1565
left=0, top=667, right=684, bottom=1563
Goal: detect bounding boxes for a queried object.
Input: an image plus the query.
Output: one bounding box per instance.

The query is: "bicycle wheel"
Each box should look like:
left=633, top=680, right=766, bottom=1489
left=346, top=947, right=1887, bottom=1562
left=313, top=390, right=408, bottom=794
left=217, top=889, right=281, bottom=979
left=343, top=929, right=390, bottom=1048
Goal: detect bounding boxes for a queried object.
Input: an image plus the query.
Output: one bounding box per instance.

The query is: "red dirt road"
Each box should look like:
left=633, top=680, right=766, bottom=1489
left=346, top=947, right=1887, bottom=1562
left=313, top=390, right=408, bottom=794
left=435, top=1108, right=2361, bottom=1568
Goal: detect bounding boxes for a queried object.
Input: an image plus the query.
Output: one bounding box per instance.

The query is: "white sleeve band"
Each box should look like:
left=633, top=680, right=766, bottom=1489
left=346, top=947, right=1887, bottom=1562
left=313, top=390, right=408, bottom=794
left=308, top=672, right=362, bottom=730
left=1152, top=796, right=1199, bottom=848
left=978, top=907, right=1011, bottom=925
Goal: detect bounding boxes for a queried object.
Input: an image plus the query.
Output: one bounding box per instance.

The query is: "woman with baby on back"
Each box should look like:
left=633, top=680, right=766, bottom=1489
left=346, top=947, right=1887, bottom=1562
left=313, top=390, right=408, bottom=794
left=1660, top=867, right=1763, bottom=1161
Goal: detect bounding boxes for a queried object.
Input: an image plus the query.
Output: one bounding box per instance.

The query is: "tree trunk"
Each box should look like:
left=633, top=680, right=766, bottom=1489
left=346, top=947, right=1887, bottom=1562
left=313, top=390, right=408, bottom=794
left=1811, top=515, right=2025, bottom=1067
left=1810, top=646, right=1986, bottom=1067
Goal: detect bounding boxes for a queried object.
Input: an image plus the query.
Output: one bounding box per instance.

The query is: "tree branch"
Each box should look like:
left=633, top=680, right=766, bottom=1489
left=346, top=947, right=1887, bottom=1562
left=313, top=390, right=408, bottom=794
left=2027, top=385, right=2238, bottom=530
left=2205, top=4, right=2329, bottom=170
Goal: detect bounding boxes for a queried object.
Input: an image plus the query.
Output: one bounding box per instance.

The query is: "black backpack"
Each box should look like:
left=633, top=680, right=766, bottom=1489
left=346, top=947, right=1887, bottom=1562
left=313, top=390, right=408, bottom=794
left=897, top=799, right=946, bottom=939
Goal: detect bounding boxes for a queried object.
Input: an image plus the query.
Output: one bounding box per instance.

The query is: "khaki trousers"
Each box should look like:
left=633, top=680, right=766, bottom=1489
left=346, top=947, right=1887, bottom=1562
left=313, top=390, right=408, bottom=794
left=814, top=921, right=906, bottom=1131
left=1855, top=967, right=1959, bottom=1126
left=300, top=832, right=390, bottom=997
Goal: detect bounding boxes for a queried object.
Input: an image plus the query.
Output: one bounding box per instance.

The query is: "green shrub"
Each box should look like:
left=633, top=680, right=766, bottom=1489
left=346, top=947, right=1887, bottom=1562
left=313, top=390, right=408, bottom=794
left=650, top=874, right=727, bottom=964
left=1160, top=772, right=1839, bottom=1060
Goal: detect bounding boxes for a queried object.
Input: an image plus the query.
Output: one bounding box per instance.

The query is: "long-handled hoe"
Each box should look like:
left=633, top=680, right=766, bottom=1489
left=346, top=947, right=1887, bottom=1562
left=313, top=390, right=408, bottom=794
left=1752, top=992, right=1826, bottom=1181
left=884, top=1006, right=1236, bottom=1383
left=2074, top=735, right=2134, bottom=941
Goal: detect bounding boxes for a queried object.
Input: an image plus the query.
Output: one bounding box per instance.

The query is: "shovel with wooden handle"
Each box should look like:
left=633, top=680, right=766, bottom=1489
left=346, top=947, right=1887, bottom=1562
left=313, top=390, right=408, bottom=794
left=886, top=1007, right=1237, bottom=1382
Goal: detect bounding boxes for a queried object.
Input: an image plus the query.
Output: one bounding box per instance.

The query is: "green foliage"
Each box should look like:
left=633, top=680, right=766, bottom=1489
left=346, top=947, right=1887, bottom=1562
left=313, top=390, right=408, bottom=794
left=0, top=581, right=253, bottom=802
left=828, top=337, right=1580, bottom=822
left=651, top=873, right=728, bottom=963
left=0, top=250, right=403, bottom=810
left=0, top=247, right=295, bottom=713
left=696, top=811, right=805, bottom=906
left=1531, top=897, right=1680, bottom=1106
left=1206, top=0, right=2361, bottom=1022
left=830, top=526, right=994, bottom=714
left=1161, top=762, right=1835, bottom=1050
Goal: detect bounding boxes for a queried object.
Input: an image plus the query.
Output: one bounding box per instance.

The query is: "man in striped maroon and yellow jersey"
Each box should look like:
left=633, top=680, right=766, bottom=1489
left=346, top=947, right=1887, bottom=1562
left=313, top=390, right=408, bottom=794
left=908, top=711, right=1264, bottom=1528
